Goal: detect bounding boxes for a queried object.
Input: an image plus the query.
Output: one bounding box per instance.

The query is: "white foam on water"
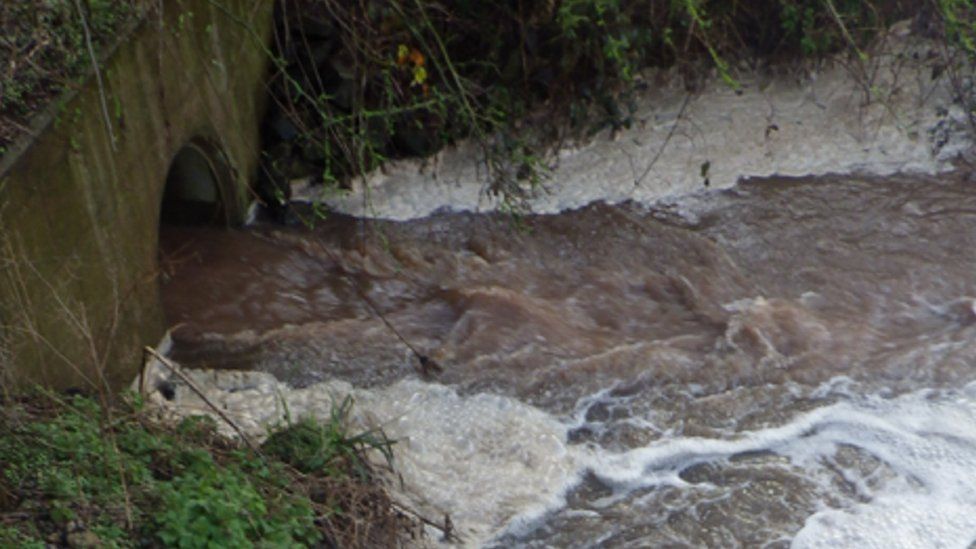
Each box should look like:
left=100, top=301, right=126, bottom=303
left=788, top=387, right=976, bottom=549
left=135, top=363, right=586, bottom=547
left=300, top=31, right=972, bottom=221
left=140, top=346, right=976, bottom=548
left=343, top=379, right=585, bottom=545
left=577, top=381, right=976, bottom=548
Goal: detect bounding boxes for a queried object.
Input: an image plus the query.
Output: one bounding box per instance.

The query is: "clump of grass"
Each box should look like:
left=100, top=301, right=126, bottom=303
left=0, top=391, right=406, bottom=547
left=262, top=397, right=405, bottom=546
left=263, top=395, right=394, bottom=479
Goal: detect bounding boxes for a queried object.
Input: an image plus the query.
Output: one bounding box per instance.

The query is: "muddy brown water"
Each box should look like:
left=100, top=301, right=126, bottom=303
left=160, top=173, right=976, bottom=546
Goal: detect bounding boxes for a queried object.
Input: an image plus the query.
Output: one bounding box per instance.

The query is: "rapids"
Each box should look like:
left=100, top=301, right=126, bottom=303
left=154, top=172, right=976, bottom=546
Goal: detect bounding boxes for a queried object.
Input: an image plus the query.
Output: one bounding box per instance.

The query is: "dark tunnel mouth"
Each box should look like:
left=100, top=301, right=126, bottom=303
left=159, top=139, right=230, bottom=227
left=157, top=137, right=240, bottom=328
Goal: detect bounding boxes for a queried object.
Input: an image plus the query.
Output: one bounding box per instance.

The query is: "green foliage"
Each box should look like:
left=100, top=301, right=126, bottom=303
left=3, top=398, right=123, bottom=508
left=155, top=455, right=316, bottom=548
left=262, top=395, right=395, bottom=480
left=0, top=397, right=134, bottom=545
left=0, top=1, right=148, bottom=148
left=938, top=0, right=976, bottom=56
left=0, top=393, right=399, bottom=547
left=556, top=0, right=649, bottom=83
left=0, top=525, right=44, bottom=548
left=679, top=0, right=738, bottom=89
left=778, top=0, right=887, bottom=55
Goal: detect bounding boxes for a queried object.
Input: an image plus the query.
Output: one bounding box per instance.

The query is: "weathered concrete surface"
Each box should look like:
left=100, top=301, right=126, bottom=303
left=0, top=0, right=274, bottom=389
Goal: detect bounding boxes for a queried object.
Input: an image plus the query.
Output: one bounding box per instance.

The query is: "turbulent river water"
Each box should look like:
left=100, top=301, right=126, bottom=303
left=158, top=172, right=976, bottom=547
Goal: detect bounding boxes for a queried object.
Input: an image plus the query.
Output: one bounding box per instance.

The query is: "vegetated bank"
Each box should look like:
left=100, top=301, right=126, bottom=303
left=257, top=0, right=975, bottom=218
left=0, top=390, right=413, bottom=547
left=0, top=1, right=151, bottom=154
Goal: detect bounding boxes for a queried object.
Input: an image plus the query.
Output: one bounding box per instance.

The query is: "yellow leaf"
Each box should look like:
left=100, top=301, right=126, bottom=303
left=396, top=44, right=409, bottom=65
left=412, top=66, right=428, bottom=86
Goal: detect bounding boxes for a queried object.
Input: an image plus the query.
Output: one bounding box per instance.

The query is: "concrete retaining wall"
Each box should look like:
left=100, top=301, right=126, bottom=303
left=0, top=0, right=274, bottom=389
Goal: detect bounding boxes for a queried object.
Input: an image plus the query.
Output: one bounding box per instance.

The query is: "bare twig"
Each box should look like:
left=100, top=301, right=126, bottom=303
left=634, top=92, right=692, bottom=187
left=73, top=0, right=117, bottom=151
left=107, top=434, right=134, bottom=528
left=306, top=234, right=443, bottom=377
left=389, top=502, right=462, bottom=543
left=823, top=0, right=867, bottom=62
left=143, top=346, right=262, bottom=453
left=1, top=237, right=100, bottom=389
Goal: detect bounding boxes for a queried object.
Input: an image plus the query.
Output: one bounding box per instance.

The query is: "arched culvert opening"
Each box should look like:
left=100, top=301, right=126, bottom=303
left=157, top=138, right=243, bottom=328
left=160, top=139, right=238, bottom=226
